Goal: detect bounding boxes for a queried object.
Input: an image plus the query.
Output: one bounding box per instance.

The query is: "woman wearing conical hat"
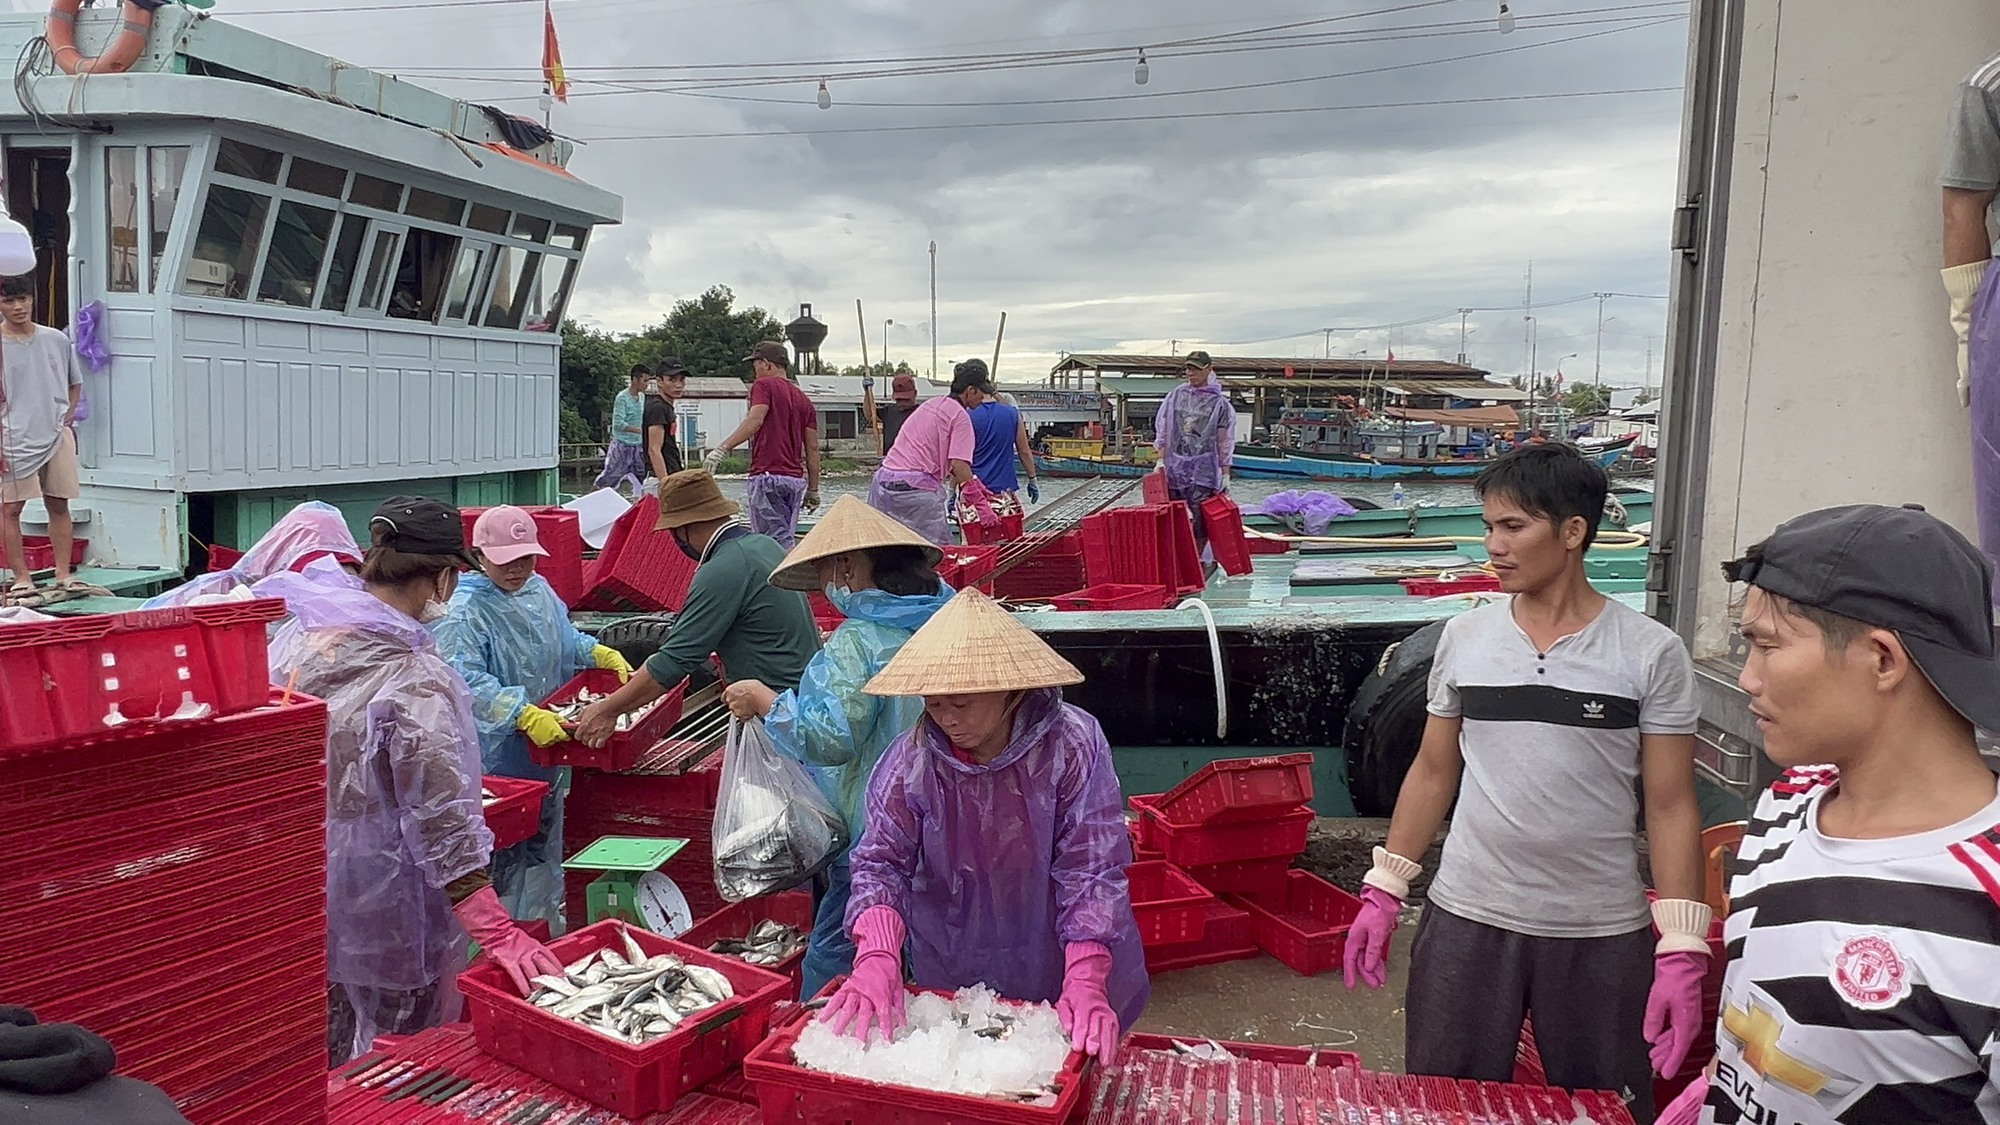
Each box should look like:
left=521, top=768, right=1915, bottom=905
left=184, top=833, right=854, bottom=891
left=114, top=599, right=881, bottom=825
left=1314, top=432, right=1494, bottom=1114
left=817, top=588, right=1149, bottom=1066
left=720, top=496, right=955, bottom=1001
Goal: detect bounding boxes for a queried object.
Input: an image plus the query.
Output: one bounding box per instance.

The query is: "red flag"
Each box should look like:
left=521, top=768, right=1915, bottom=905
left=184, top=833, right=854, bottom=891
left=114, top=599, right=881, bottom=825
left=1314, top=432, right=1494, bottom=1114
left=542, top=0, right=569, bottom=104
left=1385, top=348, right=1396, bottom=363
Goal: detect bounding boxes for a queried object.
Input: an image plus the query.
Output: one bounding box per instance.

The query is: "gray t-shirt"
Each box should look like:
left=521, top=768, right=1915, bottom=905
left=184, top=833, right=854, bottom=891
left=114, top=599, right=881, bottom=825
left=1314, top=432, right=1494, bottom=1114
left=0, top=325, right=81, bottom=481
left=1424, top=597, right=1699, bottom=938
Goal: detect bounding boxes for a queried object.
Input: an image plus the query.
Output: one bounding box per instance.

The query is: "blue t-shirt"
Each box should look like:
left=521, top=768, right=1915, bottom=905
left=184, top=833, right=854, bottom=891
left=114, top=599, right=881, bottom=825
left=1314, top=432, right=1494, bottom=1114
left=968, top=400, right=1023, bottom=492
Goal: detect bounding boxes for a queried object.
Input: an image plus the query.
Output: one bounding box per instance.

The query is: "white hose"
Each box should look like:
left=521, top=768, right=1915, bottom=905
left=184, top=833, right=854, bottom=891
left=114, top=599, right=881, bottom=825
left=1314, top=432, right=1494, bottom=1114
left=1176, top=596, right=1227, bottom=740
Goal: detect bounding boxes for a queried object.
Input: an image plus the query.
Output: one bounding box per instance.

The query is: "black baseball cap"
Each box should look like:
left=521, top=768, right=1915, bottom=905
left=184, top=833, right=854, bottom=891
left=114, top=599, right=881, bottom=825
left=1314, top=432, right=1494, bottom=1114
left=655, top=356, right=690, bottom=378
left=1725, top=503, right=2000, bottom=731
left=950, top=358, right=994, bottom=395
left=1183, top=350, right=1214, bottom=369
left=742, top=341, right=789, bottom=367
left=370, top=496, right=477, bottom=568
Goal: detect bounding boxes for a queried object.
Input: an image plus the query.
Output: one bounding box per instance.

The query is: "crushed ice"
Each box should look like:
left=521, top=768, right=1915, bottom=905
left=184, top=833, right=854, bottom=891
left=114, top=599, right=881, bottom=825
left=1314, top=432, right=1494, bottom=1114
left=793, top=985, right=1070, bottom=1102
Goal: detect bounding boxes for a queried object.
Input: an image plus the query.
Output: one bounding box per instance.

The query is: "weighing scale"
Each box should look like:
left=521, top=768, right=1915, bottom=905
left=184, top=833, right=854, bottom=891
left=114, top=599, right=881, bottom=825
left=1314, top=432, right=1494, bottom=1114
left=561, top=836, right=693, bottom=935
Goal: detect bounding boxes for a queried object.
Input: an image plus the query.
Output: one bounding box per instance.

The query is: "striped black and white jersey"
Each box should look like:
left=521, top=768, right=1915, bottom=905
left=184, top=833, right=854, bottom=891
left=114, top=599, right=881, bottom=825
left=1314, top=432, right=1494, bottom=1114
left=1705, top=767, right=2000, bottom=1125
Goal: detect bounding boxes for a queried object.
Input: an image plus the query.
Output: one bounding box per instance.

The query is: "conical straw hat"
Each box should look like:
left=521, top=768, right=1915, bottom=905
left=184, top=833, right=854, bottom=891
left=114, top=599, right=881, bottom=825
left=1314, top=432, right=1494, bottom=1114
left=864, top=586, right=1085, bottom=696
left=769, top=495, right=945, bottom=591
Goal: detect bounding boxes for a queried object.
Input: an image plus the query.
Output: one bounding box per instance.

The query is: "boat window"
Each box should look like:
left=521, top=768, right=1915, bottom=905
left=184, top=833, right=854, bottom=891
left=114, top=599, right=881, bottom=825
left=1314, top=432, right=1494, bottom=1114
left=356, top=227, right=403, bottom=313
left=509, top=214, right=550, bottom=243
left=258, top=201, right=335, bottom=308
left=386, top=228, right=460, bottom=320
left=467, top=203, right=508, bottom=234
left=549, top=223, right=586, bottom=251
left=147, top=147, right=189, bottom=291
left=405, top=188, right=465, bottom=225
left=286, top=157, right=347, bottom=199
left=348, top=173, right=402, bottom=211
left=215, top=139, right=282, bottom=183
left=440, top=242, right=486, bottom=323
left=482, top=245, right=526, bottom=329
left=183, top=185, right=272, bottom=300
left=105, top=146, right=140, bottom=293
left=318, top=215, right=367, bottom=312
left=520, top=254, right=574, bottom=333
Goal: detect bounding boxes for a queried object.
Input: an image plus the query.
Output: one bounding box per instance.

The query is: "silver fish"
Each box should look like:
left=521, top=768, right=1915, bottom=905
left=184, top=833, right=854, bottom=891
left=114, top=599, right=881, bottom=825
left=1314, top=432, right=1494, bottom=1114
left=522, top=939, right=733, bottom=1046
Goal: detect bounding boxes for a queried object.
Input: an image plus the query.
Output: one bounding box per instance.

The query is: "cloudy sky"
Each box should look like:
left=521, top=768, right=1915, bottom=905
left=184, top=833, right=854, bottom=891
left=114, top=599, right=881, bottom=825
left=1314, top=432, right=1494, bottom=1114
left=219, top=0, right=1690, bottom=387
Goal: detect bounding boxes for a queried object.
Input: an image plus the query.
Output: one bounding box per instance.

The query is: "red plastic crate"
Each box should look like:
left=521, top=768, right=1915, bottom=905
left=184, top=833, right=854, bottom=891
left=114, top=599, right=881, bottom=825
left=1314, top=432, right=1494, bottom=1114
left=679, top=890, right=815, bottom=1001
left=1227, top=870, right=1363, bottom=977
left=961, top=510, right=1025, bottom=545
left=1142, top=900, right=1259, bottom=974
left=1047, top=583, right=1174, bottom=611
left=1125, top=820, right=1164, bottom=864
left=21, top=535, right=86, bottom=570
left=989, top=532, right=1085, bottom=600
left=1141, top=469, right=1170, bottom=504
left=1126, top=861, right=1215, bottom=946
left=744, top=986, right=1093, bottom=1125
left=1122, top=1033, right=1362, bottom=1071
left=481, top=775, right=552, bottom=850
left=806, top=591, right=845, bottom=632
left=535, top=669, right=688, bottom=770
left=937, top=544, right=1000, bottom=592
left=460, top=919, right=791, bottom=1118
left=1245, top=533, right=1292, bottom=555
left=1129, top=794, right=1312, bottom=868
left=1182, top=855, right=1294, bottom=898
left=1080, top=504, right=1204, bottom=595
left=205, top=543, right=245, bottom=572
left=577, top=495, right=701, bottom=613
left=1153, top=752, right=1317, bottom=826
left=1401, top=573, right=1504, bottom=596
left=1198, top=495, right=1254, bottom=576
left=0, top=598, right=289, bottom=754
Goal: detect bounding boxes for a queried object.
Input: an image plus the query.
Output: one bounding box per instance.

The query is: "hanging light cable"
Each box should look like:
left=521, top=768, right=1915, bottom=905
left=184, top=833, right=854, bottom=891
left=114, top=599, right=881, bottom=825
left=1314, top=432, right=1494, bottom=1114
left=1133, top=48, right=1149, bottom=85
left=1497, top=2, right=1517, bottom=33
left=816, top=78, right=832, bottom=109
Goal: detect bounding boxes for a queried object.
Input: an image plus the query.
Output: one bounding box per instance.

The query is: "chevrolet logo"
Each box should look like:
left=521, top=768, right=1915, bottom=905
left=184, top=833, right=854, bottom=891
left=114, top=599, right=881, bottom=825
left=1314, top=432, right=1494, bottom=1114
left=1722, top=1002, right=1830, bottom=1096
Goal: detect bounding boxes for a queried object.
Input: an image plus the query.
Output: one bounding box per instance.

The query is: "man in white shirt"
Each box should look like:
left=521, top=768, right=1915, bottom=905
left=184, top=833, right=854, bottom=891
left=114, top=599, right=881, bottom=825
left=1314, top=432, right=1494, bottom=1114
left=0, top=273, right=82, bottom=600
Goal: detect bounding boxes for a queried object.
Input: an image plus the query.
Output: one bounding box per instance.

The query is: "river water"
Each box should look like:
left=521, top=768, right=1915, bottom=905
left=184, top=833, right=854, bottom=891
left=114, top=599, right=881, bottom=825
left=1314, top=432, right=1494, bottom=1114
left=709, top=477, right=1506, bottom=517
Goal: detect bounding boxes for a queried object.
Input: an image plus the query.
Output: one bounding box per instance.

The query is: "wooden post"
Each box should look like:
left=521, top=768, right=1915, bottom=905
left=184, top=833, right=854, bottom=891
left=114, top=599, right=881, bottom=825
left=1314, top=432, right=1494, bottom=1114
left=991, top=312, right=1006, bottom=382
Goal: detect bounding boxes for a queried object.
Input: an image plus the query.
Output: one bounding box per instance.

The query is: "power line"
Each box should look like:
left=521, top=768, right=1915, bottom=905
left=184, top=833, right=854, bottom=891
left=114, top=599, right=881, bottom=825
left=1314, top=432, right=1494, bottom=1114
left=1210, top=292, right=1669, bottom=345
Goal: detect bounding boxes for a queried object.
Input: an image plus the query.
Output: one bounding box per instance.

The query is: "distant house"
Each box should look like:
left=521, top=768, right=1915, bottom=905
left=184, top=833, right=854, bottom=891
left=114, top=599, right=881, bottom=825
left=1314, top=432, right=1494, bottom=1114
left=677, top=377, right=748, bottom=457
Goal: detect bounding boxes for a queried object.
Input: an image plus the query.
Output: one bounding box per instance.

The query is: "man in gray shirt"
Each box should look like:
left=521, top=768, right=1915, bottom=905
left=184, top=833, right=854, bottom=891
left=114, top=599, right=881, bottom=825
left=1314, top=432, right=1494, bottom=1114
left=1943, top=53, right=2000, bottom=604
left=1340, top=445, right=1710, bottom=1122
left=0, top=272, right=83, bottom=599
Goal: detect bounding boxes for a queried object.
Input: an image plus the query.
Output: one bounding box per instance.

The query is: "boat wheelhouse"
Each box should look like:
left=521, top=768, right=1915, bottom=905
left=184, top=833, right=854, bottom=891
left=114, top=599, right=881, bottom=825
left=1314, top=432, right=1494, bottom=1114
left=0, top=4, right=620, bottom=569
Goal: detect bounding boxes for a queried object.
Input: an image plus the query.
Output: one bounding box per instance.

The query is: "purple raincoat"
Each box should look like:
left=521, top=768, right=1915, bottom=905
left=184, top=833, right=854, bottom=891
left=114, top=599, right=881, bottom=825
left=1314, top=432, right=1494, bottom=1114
left=746, top=473, right=808, bottom=548
left=867, top=466, right=954, bottom=546
left=845, top=688, right=1149, bottom=1029
left=1153, top=381, right=1235, bottom=498
left=262, top=573, right=495, bottom=1059
left=145, top=501, right=361, bottom=609
left=1969, top=263, right=2000, bottom=607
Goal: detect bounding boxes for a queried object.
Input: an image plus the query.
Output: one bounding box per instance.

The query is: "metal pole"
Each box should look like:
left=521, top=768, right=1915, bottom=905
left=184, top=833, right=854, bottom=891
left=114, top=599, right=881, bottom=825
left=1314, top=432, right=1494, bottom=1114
left=928, top=241, right=938, bottom=381
left=883, top=318, right=893, bottom=371
left=1458, top=309, right=1470, bottom=364
left=1593, top=292, right=1608, bottom=386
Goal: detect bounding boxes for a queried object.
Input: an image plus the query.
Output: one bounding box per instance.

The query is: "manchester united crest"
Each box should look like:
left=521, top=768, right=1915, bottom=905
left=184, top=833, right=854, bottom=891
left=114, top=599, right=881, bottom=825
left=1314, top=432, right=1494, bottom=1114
left=1830, top=934, right=1911, bottom=1011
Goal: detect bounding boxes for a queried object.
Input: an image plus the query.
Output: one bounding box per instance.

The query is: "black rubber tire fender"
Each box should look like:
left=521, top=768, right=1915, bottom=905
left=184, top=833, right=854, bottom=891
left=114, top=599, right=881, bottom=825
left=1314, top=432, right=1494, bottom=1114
left=587, top=613, right=678, bottom=671
left=1343, top=620, right=1447, bottom=817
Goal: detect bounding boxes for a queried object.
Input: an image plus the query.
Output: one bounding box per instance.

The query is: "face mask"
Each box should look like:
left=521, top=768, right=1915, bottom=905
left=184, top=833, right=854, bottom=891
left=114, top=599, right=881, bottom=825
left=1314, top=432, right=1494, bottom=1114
left=419, top=599, right=449, bottom=624
left=823, top=581, right=856, bottom=613
left=673, top=531, right=703, bottom=562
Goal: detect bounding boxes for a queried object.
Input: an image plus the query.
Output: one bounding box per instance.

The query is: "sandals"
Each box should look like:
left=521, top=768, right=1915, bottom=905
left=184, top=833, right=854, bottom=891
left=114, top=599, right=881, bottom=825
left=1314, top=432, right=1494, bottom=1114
left=4, top=579, right=32, bottom=605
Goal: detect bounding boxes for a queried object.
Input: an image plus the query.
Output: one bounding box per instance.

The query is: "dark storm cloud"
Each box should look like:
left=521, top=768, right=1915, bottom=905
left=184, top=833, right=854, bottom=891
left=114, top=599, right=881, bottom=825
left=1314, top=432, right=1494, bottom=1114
left=233, top=0, right=1689, bottom=385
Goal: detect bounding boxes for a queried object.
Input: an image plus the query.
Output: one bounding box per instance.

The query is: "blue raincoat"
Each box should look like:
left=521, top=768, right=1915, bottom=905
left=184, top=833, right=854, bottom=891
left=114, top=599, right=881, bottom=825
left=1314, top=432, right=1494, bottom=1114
left=764, top=582, right=953, bottom=998
left=431, top=572, right=597, bottom=929
left=846, top=687, right=1149, bottom=1029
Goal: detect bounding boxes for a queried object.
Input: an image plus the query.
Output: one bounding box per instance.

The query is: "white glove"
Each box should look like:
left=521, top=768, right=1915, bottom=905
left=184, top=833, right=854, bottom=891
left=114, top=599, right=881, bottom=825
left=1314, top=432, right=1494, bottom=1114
left=1944, top=261, right=1989, bottom=409
left=701, top=448, right=726, bottom=474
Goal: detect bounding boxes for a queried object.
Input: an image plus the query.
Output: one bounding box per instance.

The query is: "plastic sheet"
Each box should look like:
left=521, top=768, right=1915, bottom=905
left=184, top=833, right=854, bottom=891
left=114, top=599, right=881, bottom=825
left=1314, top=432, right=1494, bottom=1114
left=712, top=718, right=848, bottom=902
left=867, top=467, right=952, bottom=545
left=1253, top=489, right=1361, bottom=536
left=145, top=501, right=362, bottom=609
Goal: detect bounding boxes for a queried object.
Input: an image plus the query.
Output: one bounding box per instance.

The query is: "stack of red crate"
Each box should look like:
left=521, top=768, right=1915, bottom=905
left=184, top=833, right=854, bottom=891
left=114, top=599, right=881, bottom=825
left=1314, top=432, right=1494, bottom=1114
left=459, top=505, right=589, bottom=606
left=576, top=496, right=700, bottom=613
left=0, top=602, right=330, bottom=1125
left=988, top=531, right=1086, bottom=600
left=1077, top=502, right=1204, bottom=599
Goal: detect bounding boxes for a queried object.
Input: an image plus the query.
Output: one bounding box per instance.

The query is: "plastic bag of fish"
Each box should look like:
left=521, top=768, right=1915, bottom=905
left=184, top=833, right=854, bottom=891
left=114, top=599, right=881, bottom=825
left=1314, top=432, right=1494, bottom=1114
left=711, top=718, right=847, bottom=902
left=708, top=919, right=806, bottom=967
left=524, top=925, right=736, bottom=1045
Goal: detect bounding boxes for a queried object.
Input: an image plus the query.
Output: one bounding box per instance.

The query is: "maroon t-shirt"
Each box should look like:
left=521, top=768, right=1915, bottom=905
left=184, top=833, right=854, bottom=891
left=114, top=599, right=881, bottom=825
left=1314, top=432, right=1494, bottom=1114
left=748, top=375, right=815, bottom=478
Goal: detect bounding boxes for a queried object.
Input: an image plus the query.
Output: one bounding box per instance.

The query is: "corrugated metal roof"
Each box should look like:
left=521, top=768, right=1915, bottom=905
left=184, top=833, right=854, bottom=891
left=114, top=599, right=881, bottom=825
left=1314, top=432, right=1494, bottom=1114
left=1053, top=353, right=1490, bottom=379
left=1095, top=375, right=1516, bottom=397
left=680, top=377, right=748, bottom=397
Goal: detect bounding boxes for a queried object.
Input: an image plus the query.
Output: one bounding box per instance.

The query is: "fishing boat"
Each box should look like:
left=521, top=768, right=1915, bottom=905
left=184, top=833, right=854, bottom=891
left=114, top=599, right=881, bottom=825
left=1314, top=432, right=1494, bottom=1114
left=1276, top=434, right=1634, bottom=482
left=1036, top=452, right=1155, bottom=478
left=1229, top=445, right=1309, bottom=480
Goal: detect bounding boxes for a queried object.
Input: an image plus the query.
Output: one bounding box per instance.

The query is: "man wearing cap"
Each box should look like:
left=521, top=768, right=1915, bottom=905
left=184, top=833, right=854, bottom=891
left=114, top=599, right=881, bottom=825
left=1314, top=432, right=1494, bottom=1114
left=866, top=359, right=1002, bottom=544
left=1153, top=351, right=1234, bottom=551
left=865, top=372, right=922, bottom=456
left=702, top=340, right=820, bottom=549
left=645, top=358, right=688, bottom=485
left=571, top=470, right=820, bottom=748
left=1654, top=504, right=2000, bottom=1125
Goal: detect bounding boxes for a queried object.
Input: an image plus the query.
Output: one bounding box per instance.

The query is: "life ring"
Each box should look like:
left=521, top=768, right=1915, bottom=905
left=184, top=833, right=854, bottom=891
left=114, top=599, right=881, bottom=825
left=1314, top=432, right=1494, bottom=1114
left=46, top=0, right=153, bottom=76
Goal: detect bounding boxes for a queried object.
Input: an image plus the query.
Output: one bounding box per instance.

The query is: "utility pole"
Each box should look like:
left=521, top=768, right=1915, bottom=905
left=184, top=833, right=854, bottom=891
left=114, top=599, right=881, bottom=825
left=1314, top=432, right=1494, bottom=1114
left=928, top=240, right=938, bottom=381
left=1457, top=309, right=1471, bottom=365
left=883, top=318, right=893, bottom=372
left=1322, top=328, right=1333, bottom=359
left=1592, top=292, right=1609, bottom=387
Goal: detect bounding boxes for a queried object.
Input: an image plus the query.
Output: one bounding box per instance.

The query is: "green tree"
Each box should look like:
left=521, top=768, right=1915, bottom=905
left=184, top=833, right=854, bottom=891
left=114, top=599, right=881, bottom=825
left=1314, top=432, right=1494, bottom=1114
left=636, top=285, right=785, bottom=383
left=1562, top=382, right=1613, bottom=416
left=835, top=361, right=917, bottom=380
left=558, top=319, right=632, bottom=443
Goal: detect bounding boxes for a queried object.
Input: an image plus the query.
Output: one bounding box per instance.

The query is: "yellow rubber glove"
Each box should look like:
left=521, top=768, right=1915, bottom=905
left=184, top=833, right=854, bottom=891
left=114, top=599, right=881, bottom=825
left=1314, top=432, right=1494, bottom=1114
left=516, top=705, right=570, bottom=748
left=591, top=644, right=634, bottom=681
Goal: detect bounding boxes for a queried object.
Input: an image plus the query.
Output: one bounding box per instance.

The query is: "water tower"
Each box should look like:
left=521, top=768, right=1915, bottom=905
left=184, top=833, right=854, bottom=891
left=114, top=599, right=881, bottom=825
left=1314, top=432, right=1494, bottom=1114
left=785, top=303, right=828, bottom=378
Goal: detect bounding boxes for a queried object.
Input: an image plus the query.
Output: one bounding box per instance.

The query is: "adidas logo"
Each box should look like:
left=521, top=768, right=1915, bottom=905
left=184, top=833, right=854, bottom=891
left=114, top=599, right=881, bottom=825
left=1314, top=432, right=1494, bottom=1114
left=1583, top=700, right=1606, bottom=720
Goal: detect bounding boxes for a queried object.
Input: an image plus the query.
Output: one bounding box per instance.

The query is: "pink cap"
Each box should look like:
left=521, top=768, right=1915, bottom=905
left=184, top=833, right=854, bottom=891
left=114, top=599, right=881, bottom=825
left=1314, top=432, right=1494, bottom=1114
left=471, top=505, right=550, bottom=565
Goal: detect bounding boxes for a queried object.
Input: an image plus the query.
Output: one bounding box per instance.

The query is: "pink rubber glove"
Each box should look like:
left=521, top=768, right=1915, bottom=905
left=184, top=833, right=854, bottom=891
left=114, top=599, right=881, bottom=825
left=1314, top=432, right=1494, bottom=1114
left=452, top=886, right=563, bottom=997
left=1341, top=885, right=1402, bottom=991
left=822, top=905, right=907, bottom=1042
left=1055, top=942, right=1122, bottom=1066
left=960, top=479, right=1001, bottom=527
left=1655, top=1073, right=1709, bottom=1125
left=1644, top=950, right=1709, bottom=1077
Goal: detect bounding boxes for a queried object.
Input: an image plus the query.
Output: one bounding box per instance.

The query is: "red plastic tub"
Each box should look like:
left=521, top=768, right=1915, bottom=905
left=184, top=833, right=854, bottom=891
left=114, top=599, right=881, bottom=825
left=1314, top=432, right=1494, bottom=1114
left=459, top=919, right=790, bottom=1118
left=1125, top=820, right=1164, bottom=864
left=1047, top=583, right=1174, bottom=611
left=1152, top=752, right=1317, bottom=826
left=678, top=890, right=815, bottom=1001
left=1181, top=855, right=1294, bottom=898
left=204, top=543, right=245, bottom=573
left=961, top=511, right=1025, bottom=545
left=576, top=496, right=700, bottom=613
left=1197, top=495, right=1254, bottom=576
left=1129, top=794, right=1313, bottom=868
left=1142, top=900, right=1258, bottom=974
left=481, top=775, right=552, bottom=851
left=1227, top=870, right=1364, bottom=977
left=744, top=986, right=1093, bottom=1125
left=22, top=535, right=87, bottom=571
left=1401, top=573, right=1504, bottom=596
left=534, top=669, right=688, bottom=771
left=937, top=544, right=1000, bottom=592
left=1141, top=469, right=1170, bottom=505
left=1126, top=861, right=1215, bottom=946
left=0, top=599, right=290, bottom=755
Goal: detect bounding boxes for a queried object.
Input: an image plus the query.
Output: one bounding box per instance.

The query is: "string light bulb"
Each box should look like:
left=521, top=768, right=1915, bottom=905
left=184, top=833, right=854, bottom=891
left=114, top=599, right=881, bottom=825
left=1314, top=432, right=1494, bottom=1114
left=1134, top=49, right=1149, bottom=86
left=816, top=79, right=832, bottom=110
left=1497, top=2, right=1516, bottom=33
